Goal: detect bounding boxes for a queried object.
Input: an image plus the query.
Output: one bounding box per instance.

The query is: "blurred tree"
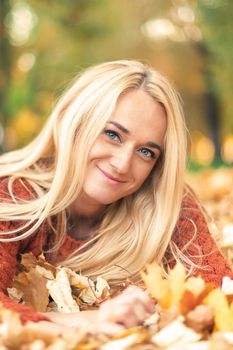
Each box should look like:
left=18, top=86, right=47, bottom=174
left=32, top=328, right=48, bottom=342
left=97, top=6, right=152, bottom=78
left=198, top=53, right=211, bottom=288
left=197, top=0, right=233, bottom=156
left=0, top=0, right=11, bottom=126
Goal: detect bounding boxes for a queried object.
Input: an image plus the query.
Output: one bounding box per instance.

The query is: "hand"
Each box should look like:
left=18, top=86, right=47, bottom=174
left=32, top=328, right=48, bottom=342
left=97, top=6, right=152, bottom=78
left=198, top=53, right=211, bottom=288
left=42, top=285, right=155, bottom=335
left=97, top=285, right=155, bottom=334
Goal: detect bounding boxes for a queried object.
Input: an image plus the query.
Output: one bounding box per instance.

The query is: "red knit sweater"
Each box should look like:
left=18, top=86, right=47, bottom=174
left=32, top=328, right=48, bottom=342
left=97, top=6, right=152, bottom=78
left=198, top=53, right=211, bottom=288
left=0, top=177, right=233, bottom=323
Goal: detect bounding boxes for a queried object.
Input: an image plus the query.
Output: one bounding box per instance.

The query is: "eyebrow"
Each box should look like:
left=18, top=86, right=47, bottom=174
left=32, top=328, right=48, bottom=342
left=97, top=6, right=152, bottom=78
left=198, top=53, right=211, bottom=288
left=108, top=121, right=162, bottom=153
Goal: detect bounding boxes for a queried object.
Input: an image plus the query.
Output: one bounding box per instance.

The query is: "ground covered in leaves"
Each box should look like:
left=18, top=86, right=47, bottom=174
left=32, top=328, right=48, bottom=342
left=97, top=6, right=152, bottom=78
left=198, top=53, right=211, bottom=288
left=1, top=167, right=233, bottom=349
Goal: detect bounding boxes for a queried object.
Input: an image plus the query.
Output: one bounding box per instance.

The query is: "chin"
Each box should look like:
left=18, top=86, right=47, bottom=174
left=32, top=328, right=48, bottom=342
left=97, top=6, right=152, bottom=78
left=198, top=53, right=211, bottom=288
left=84, top=188, right=118, bottom=205
left=94, top=195, right=119, bottom=205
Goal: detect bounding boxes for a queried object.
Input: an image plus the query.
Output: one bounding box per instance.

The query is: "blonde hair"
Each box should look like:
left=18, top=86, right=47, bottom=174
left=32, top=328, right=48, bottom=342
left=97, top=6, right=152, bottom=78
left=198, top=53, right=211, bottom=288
left=0, top=60, right=187, bottom=284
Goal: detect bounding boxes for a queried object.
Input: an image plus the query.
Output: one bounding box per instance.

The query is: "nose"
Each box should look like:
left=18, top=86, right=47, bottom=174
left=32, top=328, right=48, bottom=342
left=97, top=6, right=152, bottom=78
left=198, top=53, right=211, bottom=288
left=110, top=146, right=133, bottom=174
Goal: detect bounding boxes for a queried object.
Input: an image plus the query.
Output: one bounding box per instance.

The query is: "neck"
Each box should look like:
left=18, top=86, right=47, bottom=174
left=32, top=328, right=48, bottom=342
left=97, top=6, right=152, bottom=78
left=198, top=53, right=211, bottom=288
left=67, top=194, right=106, bottom=240
left=67, top=211, right=104, bottom=241
left=69, top=192, right=106, bottom=219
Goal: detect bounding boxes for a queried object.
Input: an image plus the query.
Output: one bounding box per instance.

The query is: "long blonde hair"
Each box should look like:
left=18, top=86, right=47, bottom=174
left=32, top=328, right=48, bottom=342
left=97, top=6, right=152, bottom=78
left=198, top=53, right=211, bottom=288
left=0, top=60, right=187, bottom=283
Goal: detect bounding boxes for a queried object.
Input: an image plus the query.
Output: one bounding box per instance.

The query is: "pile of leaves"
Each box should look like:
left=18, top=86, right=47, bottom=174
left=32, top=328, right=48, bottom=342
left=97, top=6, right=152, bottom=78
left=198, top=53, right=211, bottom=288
left=2, top=258, right=233, bottom=349
left=7, top=253, right=110, bottom=313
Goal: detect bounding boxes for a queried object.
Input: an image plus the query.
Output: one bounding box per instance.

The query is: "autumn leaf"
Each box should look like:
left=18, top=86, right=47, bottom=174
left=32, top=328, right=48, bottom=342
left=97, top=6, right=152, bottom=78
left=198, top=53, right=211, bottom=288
left=141, top=263, right=170, bottom=308
left=0, top=304, right=86, bottom=349
left=204, top=289, right=233, bottom=332
left=13, top=268, right=49, bottom=312
left=151, top=318, right=201, bottom=348
left=185, top=305, right=214, bottom=333
left=185, top=276, right=205, bottom=296
left=46, top=268, right=80, bottom=313
left=21, top=253, right=57, bottom=276
left=180, top=290, right=197, bottom=315
left=142, top=262, right=188, bottom=310
left=20, top=252, right=38, bottom=271
left=180, top=283, right=215, bottom=315
left=167, top=262, right=186, bottom=307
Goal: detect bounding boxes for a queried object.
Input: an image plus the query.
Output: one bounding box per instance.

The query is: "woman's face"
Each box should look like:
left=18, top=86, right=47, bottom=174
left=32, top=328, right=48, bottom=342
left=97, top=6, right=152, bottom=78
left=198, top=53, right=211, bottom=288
left=80, top=89, right=167, bottom=213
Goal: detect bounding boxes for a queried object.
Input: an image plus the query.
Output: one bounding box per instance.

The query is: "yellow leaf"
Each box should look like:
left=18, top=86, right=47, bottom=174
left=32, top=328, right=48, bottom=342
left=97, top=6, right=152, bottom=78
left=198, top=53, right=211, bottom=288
left=185, top=276, right=205, bottom=297
left=141, top=263, right=170, bottom=308
left=204, top=289, right=233, bottom=331
left=168, top=262, right=186, bottom=307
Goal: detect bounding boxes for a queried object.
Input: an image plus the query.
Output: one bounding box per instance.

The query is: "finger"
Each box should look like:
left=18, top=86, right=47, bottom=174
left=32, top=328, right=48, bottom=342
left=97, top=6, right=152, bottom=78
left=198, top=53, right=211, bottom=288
left=99, top=301, right=140, bottom=328
left=113, top=304, right=140, bottom=328
left=122, top=286, right=155, bottom=313
left=132, top=302, right=149, bottom=323
left=117, top=299, right=151, bottom=325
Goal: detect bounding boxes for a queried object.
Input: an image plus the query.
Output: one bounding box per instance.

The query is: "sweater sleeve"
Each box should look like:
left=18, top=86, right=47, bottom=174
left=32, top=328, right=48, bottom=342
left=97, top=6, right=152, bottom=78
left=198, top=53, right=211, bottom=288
left=0, top=177, right=49, bottom=323
left=170, top=189, right=233, bottom=287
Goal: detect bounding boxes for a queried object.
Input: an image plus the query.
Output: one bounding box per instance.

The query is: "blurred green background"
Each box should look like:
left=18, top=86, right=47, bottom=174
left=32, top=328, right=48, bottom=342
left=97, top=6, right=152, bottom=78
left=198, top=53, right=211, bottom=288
left=0, top=0, right=233, bottom=167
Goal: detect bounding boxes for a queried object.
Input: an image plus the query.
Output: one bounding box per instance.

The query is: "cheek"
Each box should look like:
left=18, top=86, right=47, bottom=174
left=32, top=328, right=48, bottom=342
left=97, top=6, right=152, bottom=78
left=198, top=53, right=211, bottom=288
left=87, top=139, right=105, bottom=160
left=133, top=164, right=154, bottom=188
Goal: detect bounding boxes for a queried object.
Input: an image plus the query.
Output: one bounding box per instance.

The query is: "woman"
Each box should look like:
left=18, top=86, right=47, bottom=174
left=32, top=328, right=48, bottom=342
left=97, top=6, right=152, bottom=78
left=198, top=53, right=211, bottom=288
left=0, top=60, right=232, bottom=334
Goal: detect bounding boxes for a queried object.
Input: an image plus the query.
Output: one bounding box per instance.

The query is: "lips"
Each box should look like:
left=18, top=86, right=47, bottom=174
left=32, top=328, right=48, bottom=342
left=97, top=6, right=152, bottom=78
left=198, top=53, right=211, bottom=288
left=97, top=166, right=127, bottom=183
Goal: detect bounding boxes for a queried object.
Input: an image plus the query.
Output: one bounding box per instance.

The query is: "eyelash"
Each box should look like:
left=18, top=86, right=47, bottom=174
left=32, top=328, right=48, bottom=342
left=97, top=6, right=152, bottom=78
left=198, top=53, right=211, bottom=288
left=104, top=129, right=156, bottom=160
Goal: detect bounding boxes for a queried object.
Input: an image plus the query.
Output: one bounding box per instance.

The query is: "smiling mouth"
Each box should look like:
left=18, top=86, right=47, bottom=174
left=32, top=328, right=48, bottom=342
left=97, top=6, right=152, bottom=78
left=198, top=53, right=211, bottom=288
left=97, top=166, right=127, bottom=183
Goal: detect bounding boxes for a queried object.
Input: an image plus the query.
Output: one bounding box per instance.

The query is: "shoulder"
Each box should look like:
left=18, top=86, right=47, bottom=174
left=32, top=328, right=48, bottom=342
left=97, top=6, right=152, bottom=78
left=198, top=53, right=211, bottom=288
left=176, top=185, right=207, bottom=229
left=0, top=176, right=36, bottom=202
left=172, top=184, right=212, bottom=257
left=180, top=185, right=203, bottom=213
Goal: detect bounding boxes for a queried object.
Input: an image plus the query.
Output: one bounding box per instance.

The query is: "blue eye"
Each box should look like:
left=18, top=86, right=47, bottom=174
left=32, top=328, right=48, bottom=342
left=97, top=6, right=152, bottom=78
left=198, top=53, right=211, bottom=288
left=138, top=148, right=156, bottom=159
left=104, top=129, right=121, bottom=142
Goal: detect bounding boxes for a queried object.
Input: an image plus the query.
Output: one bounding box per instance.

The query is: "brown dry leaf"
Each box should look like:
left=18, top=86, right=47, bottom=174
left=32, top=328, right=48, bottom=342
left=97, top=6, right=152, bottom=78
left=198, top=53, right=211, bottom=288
left=21, top=253, right=57, bottom=277
left=159, top=304, right=180, bottom=329
left=185, top=304, right=214, bottom=333
left=204, top=289, right=233, bottom=332
left=13, top=268, right=49, bottom=312
left=20, top=252, right=38, bottom=271
left=7, top=286, right=24, bottom=302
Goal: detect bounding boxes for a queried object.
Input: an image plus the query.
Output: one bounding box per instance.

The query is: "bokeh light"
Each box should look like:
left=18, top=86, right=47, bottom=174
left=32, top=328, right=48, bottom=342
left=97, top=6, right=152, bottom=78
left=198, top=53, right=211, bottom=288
left=5, top=1, right=37, bottom=46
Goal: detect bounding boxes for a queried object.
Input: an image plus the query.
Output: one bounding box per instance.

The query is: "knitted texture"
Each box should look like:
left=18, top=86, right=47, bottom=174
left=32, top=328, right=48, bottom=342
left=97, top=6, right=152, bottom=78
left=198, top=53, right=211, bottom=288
left=0, top=177, right=233, bottom=323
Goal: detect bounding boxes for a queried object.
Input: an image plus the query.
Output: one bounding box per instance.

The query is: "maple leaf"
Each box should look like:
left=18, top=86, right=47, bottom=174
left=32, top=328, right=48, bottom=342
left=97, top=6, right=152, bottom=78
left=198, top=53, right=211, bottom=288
left=142, top=262, right=188, bottom=310
left=13, top=268, right=49, bottom=312
left=167, top=262, right=186, bottom=307
left=204, top=289, right=233, bottom=332
left=141, top=263, right=170, bottom=308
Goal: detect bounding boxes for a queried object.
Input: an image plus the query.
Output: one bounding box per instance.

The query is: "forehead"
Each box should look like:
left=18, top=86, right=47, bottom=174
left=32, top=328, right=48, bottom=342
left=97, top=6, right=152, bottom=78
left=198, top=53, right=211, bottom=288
left=109, top=89, right=167, bottom=144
